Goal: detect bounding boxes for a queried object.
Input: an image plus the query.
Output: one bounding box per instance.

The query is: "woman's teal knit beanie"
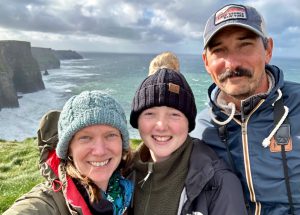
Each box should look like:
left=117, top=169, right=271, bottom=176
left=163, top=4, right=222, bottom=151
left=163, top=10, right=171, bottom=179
left=56, top=90, right=129, bottom=159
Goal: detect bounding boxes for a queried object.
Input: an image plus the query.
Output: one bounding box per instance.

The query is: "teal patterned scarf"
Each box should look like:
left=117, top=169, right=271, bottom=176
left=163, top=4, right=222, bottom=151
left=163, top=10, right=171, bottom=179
left=103, top=172, right=133, bottom=215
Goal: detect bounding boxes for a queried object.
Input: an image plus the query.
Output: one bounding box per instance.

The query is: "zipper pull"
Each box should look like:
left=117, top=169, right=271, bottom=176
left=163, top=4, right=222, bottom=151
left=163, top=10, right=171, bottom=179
left=138, top=162, right=153, bottom=188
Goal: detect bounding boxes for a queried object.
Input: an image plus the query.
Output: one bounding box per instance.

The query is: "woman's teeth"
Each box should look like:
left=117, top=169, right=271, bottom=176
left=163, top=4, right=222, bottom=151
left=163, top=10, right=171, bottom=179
left=90, top=160, right=109, bottom=167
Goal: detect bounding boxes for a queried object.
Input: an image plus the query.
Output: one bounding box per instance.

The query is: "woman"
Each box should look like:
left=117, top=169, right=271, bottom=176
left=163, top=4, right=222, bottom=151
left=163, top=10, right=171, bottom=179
left=129, top=68, right=247, bottom=215
left=4, top=91, right=133, bottom=215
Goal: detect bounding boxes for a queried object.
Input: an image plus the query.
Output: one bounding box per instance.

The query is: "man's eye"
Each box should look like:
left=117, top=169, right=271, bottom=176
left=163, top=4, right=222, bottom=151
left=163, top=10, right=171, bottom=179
left=241, top=42, right=252, bottom=47
left=212, top=47, right=224, bottom=53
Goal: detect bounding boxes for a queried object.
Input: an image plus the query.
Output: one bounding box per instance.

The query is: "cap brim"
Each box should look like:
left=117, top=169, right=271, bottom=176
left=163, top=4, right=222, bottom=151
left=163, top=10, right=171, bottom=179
left=204, top=23, right=265, bottom=48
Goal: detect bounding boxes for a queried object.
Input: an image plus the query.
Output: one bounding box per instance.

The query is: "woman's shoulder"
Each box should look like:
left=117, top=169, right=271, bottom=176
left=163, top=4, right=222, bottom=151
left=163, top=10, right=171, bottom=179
left=3, top=182, right=68, bottom=215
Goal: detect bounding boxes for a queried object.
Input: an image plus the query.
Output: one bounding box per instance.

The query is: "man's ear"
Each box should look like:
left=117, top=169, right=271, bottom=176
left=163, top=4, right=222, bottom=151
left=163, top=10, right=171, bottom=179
left=265, top=38, right=273, bottom=64
left=202, top=50, right=211, bottom=75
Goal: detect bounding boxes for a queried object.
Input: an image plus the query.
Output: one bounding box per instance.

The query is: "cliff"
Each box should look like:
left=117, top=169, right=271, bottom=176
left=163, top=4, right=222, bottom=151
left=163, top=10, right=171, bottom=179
left=0, top=40, right=45, bottom=109
left=31, top=47, right=60, bottom=71
left=54, top=50, right=83, bottom=60
left=0, top=54, right=18, bottom=109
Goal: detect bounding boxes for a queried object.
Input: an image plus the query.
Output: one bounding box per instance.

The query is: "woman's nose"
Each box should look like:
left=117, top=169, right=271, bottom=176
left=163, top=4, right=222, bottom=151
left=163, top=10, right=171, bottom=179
left=91, top=139, right=106, bottom=155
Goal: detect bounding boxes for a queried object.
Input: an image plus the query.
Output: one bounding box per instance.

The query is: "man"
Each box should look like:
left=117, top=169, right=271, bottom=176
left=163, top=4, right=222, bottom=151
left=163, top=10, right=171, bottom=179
left=191, top=4, right=300, bottom=215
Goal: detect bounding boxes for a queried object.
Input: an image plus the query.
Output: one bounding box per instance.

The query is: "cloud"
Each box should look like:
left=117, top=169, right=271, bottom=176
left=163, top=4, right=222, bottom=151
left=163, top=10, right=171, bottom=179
left=0, top=0, right=299, bottom=56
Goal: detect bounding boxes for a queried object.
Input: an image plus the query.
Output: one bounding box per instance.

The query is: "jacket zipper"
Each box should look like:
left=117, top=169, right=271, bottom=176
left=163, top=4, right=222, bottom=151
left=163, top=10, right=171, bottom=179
left=144, top=177, right=152, bottom=215
left=241, top=100, right=265, bottom=215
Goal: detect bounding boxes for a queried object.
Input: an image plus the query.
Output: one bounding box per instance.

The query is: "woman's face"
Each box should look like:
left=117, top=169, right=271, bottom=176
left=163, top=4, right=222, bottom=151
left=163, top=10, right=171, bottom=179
left=69, top=124, right=122, bottom=191
left=138, top=106, right=189, bottom=162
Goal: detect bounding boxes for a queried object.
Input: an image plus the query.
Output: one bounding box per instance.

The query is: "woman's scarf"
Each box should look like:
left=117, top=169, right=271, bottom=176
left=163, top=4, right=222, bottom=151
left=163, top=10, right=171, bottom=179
left=103, top=171, right=133, bottom=215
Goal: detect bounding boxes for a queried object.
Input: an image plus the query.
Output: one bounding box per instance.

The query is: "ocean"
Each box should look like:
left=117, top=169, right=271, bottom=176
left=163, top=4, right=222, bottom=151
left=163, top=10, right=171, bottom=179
left=0, top=52, right=299, bottom=141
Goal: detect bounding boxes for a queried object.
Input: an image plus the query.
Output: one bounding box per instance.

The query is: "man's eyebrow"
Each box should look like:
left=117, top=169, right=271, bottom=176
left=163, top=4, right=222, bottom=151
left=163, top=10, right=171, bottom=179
left=207, top=40, right=222, bottom=49
left=238, top=32, right=258, bottom=41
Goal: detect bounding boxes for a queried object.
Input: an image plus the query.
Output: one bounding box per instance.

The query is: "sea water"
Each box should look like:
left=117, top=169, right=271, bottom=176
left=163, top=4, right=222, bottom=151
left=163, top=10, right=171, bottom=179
left=0, top=52, right=298, bottom=141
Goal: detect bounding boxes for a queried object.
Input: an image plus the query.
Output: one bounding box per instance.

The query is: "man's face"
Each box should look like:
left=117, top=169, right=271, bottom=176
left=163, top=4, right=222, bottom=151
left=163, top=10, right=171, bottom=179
left=203, top=26, right=273, bottom=100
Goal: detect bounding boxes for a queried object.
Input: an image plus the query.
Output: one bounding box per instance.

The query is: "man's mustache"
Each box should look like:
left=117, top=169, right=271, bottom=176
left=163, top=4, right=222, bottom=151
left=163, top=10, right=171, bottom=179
left=218, top=67, right=252, bottom=82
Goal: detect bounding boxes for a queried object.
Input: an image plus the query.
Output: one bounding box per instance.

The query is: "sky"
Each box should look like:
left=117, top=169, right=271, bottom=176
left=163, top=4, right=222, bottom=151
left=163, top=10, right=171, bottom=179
left=0, top=0, right=299, bottom=57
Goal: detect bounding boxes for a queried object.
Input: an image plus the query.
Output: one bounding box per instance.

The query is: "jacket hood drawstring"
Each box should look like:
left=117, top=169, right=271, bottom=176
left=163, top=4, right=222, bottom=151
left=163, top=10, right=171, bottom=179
left=209, top=89, right=289, bottom=148
left=138, top=162, right=153, bottom=188
left=209, top=102, right=236, bottom=126
left=262, top=89, right=289, bottom=148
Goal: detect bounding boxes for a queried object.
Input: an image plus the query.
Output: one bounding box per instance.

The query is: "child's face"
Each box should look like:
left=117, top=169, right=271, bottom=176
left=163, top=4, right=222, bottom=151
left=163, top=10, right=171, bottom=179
left=138, top=106, right=189, bottom=162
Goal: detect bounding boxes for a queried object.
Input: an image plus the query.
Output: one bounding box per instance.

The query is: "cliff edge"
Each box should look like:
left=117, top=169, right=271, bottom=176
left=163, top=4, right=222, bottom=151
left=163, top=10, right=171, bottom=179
left=0, top=40, right=45, bottom=109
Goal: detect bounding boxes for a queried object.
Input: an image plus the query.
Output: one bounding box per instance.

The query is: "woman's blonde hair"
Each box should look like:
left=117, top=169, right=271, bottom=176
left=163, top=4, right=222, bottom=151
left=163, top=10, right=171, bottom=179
left=148, top=51, right=180, bottom=76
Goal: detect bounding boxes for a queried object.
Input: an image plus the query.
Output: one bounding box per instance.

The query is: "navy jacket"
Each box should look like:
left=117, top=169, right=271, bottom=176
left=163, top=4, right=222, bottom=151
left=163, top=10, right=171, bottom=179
left=192, top=65, right=300, bottom=214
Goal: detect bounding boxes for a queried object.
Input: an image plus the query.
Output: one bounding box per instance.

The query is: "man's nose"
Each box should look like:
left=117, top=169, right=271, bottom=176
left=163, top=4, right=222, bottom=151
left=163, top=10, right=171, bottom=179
left=224, top=51, right=242, bottom=71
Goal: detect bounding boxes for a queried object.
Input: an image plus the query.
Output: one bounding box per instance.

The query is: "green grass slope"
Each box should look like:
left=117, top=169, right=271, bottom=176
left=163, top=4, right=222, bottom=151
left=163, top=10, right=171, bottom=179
left=0, top=138, right=43, bottom=213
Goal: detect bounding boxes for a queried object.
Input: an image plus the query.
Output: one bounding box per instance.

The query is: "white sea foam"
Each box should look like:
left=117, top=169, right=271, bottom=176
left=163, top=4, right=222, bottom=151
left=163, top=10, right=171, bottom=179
left=0, top=68, right=69, bottom=141
left=0, top=86, right=63, bottom=141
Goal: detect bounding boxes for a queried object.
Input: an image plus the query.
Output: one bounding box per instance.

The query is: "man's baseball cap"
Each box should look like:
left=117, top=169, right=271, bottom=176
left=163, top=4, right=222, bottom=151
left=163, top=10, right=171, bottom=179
left=203, top=4, right=267, bottom=48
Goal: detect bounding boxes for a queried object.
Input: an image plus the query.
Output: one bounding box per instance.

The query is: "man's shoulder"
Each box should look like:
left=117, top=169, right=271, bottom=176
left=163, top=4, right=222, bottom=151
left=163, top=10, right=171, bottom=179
left=190, top=107, right=215, bottom=138
left=280, top=82, right=300, bottom=108
left=197, top=106, right=210, bottom=119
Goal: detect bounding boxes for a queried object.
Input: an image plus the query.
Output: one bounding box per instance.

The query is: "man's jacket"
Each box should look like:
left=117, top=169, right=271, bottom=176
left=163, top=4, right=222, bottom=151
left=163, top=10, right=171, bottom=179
left=192, top=65, right=300, bottom=214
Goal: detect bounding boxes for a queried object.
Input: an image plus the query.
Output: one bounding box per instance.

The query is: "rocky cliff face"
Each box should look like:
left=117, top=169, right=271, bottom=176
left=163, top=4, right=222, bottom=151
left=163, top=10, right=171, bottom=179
left=0, top=40, right=45, bottom=109
left=0, top=54, right=18, bottom=109
left=31, top=47, right=60, bottom=71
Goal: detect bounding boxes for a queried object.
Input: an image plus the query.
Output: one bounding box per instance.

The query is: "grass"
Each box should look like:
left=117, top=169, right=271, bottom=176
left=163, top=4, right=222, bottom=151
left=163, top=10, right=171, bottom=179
left=0, top=137, right=142, bottom=214
left=0, top=138, right=43, bottom=213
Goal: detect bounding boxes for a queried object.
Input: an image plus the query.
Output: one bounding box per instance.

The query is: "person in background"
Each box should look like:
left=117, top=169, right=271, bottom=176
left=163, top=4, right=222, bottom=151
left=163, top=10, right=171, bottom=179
left=148, top=51, right=180, bottom=76
left=191, top=3, right=300, bottom=214
left=4, top=91, right=133, bottom=215
left=128, top=67, right=247, bottom=215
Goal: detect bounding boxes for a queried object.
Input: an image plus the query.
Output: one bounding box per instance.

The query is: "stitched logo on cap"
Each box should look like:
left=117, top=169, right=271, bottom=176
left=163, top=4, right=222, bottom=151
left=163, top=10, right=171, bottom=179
left=168, top=83, right=180, bottom=94
left=215, top=5, right=247, bottom=25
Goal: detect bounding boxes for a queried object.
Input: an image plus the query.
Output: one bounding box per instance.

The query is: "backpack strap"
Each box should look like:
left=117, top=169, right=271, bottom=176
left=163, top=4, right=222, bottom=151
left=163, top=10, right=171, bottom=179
left=218, top=125, right=236, bottom=173
left=273, top=97, right=294, bottom=215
